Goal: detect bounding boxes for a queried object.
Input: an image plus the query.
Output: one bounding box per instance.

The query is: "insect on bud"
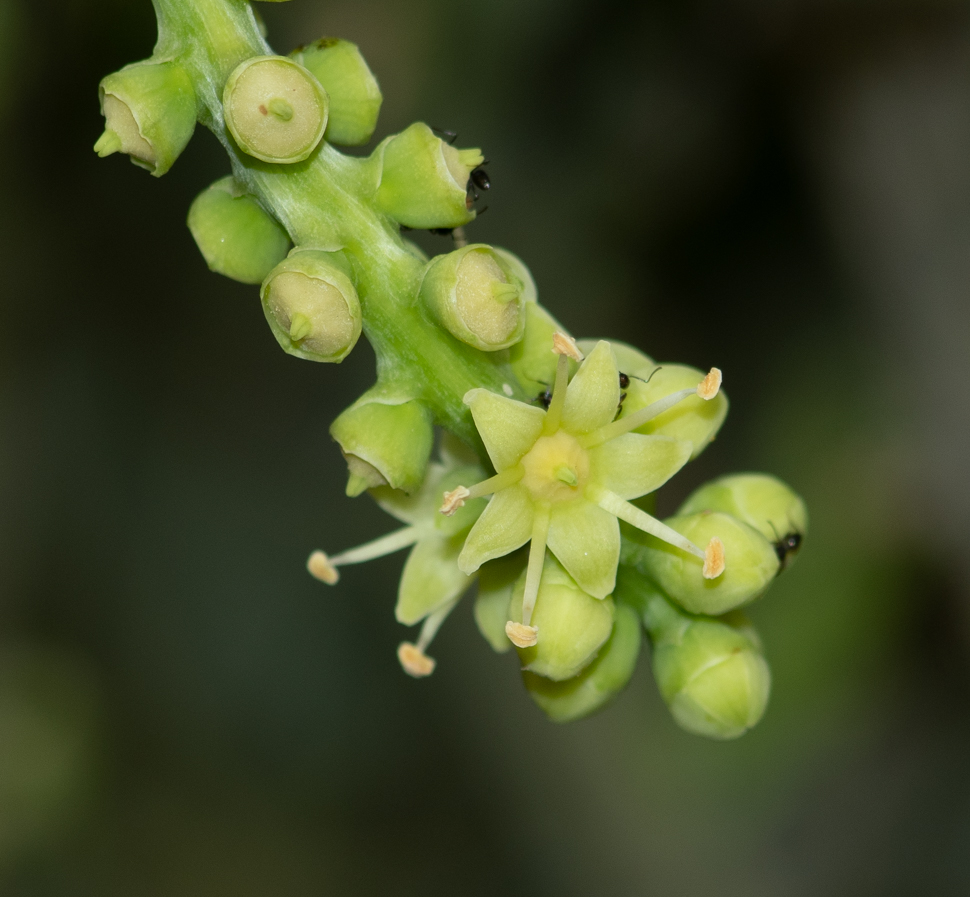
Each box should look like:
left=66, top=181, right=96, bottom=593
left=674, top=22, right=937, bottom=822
left=95, top=60, right=197, bottom=177
left=420, top=244, right=526, bottom=351
left=290, top=38, right=382, bottom=146
left=261, top=249, right=361, bottom=362
left=679, top=473, right=808, bottom=571
left=330, top=396, right=434, bottom=496
left=373, top=123, right=482, bottom=229
left=223, top=55, right=328, bottom=164
left=617, top=363, right=728, bottom=459
left=187, top=176, right=290, bottom=284
left=508, top=555, right=615, bottom=681
left=626, top=511, right=779, bottom=616
left=523, top=601, right=642, bottom=723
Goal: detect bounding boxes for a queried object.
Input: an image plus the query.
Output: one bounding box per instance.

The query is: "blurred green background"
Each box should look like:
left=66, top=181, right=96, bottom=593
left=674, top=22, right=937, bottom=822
left=1, top=0, right=969, bottom=893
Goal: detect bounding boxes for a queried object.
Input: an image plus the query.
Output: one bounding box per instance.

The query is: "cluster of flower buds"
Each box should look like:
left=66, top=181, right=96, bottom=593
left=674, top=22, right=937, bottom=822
left=96, top=0, right=808, bottom=740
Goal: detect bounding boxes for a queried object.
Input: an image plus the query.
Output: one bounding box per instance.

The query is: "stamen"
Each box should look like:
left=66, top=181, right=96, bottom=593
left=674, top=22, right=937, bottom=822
left=309, top=526, right=423, bottom=584
left=583, top=387, right=700, bottom=448
left=307, top=550, right=339, bottom=585
left=552, top=331, right=584, bottom=362
left=505, top=621, right=538, bottom=648
left=696, top=367, right=722, bottom=400
left=512, top=504, right=551, bottom=639
left=397, top=643, right=436, bottom=677
left=703, top=537, right=726, bottom=579
left=439, top=468, right=523, bottom=516
left=592, top=489, right=705, bottom=560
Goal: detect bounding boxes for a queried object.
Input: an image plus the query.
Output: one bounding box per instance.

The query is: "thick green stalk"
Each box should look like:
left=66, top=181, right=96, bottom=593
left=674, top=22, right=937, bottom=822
left=150, top=0, right=523, bottom=449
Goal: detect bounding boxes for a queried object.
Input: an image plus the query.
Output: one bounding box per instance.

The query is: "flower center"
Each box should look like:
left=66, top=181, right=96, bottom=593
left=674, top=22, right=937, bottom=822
left=520, top=430, right=589, bottom=504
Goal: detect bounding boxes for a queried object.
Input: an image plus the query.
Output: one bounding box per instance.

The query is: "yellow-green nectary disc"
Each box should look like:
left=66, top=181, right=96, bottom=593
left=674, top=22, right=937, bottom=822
left=223, top=55, right=328, bottom=164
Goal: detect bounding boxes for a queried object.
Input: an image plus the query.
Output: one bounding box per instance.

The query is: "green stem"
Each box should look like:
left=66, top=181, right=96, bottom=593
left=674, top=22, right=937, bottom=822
left=149, top=0, right=525, bottom=451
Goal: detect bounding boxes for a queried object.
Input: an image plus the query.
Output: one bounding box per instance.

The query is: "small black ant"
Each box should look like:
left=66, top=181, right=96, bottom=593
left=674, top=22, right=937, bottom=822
left=534, top=370, right=648, bottom=412
left=768, top=522, right=803, bottom=571
left=466, top=164, right=490, bottom=210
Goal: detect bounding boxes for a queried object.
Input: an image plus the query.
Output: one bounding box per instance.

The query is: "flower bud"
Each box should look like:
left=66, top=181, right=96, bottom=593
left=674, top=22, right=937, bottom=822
left=626, top=511, right=779, bottom=615
left=187, top=176, right=290, bottom=284
left=523, top=601, right=641, bottom=723
left=290, top=39, right=382, bottom=146
left=260, top=249, right=361, bottom=362
left=509, top=302, right=568, bottom=395
left=679, top=473, right=808, bottom=570
left=374, top=123, right=482, bottom=229
left=617, top=363, right=728, bottom=459
left=509, top=555, right=615, bottom=681
left=492, top=248, right=537, bottom=305
left=95, top=60, right=197, bottom=177
left=419, top=244, right=525, bottom=351
left=330, top=396, right=434, bottom=496
left=653, top=601, right=769, bottom=739
left=223, top=55, right=328, bottom=164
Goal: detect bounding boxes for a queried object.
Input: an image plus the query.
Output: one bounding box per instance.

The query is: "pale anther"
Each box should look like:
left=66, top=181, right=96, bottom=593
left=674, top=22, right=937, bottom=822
left=502, top=383, right=513, bottom=396
left=506, top=621, right=539, bottom=648
left=440, top=485, right=470, bottom=516
left=696, top=367, right=722, bottom=401
left=552, top=331, right=584, bottom=362
left=397, top=642, right=436, bottom=677
left=307, top=550, right=340, bottom=585
left=702, top=537, right=726, bottom=579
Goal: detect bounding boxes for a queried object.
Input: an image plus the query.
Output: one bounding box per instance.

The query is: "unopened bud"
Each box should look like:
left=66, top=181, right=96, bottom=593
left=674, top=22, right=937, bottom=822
left=291, top=38, right=382, bottom=146
left=616, top=363, right=728, bottom=459
left=187, top=176, right=290, bottom=284
left=330, top=396, right=434, bottom=495
left=373, top=123, right=481, bottom=229
left=509, top=555, right=615, bottom=681
left=96, top=60, right=197, bottom=177
left=626, top=511, right=779, bottom=615
left=420, top=244, right=525, bottom=351
left=261, top=249, right=361, bottom=362
left=524, top=601, right=641, bottom=723
left=679, top=473, right=808, bottom=570
left=223, top=55, right=328, bottom=164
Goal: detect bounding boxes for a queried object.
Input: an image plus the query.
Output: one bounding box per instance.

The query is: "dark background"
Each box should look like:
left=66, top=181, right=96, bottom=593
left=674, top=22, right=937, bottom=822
left=0, top=0, right=969, bottom=893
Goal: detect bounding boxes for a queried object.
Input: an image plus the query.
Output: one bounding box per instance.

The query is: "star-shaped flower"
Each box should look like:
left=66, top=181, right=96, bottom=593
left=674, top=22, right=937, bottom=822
left=309, top=442, right=487, bottom=676
left=441, top=333, right=725, bottom=648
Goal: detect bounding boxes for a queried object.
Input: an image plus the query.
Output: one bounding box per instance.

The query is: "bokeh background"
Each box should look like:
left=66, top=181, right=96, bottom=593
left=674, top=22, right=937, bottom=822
left=0, top=0, right=968, bottom=893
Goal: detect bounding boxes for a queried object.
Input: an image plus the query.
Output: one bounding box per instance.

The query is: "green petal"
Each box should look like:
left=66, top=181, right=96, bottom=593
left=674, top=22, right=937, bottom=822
left=474, top=552, right=525, bottom=653
left=458, top=485, right=534, bottom=574
left=561, top=340, right=620, bottom=435
left=395, top=535, right=474, bottom=625
left=465, top=388, right=545, bottom=471
left=547, top=499, right=619, bottom=599
left=589, top=434, right=692, bottom=500
left=371, top=462, right=445, bottom=524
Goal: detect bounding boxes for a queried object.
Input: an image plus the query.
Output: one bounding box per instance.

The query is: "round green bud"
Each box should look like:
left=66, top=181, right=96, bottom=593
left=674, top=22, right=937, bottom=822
left=679, top=473, right=808, bottom=570
left=630, top=511, right=779, bottom=615
left=260, top=249, right=361, bottom=363
left=419, top=244, right=525, bottom=351
left=330, top=397, right=434, bottom=496
left=96, top=60, right=197, bottom=177
left=187, top=176, right=290, bottom=284
left=651, top=604, right=771, bottom=740
left=509, top=302, right=568, bottom=395
left=523, top=601, right=641, bottom=723
left=509, top=555, right=615, bottom=681
left=291, top=38, right=382, bottom=146
left=223, top=55, right=328, bottom=164
left=616, top=363, right=728, bottom=459
left=374, top=123, right=482, bottom=229
left=493, top=248, right=537, bottom=305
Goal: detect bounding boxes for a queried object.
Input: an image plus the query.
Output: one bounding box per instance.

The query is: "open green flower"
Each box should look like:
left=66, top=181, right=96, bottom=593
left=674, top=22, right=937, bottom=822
left=308, top=442, right=487, bottom=676
left=441, top=333, right=727, bottom=648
